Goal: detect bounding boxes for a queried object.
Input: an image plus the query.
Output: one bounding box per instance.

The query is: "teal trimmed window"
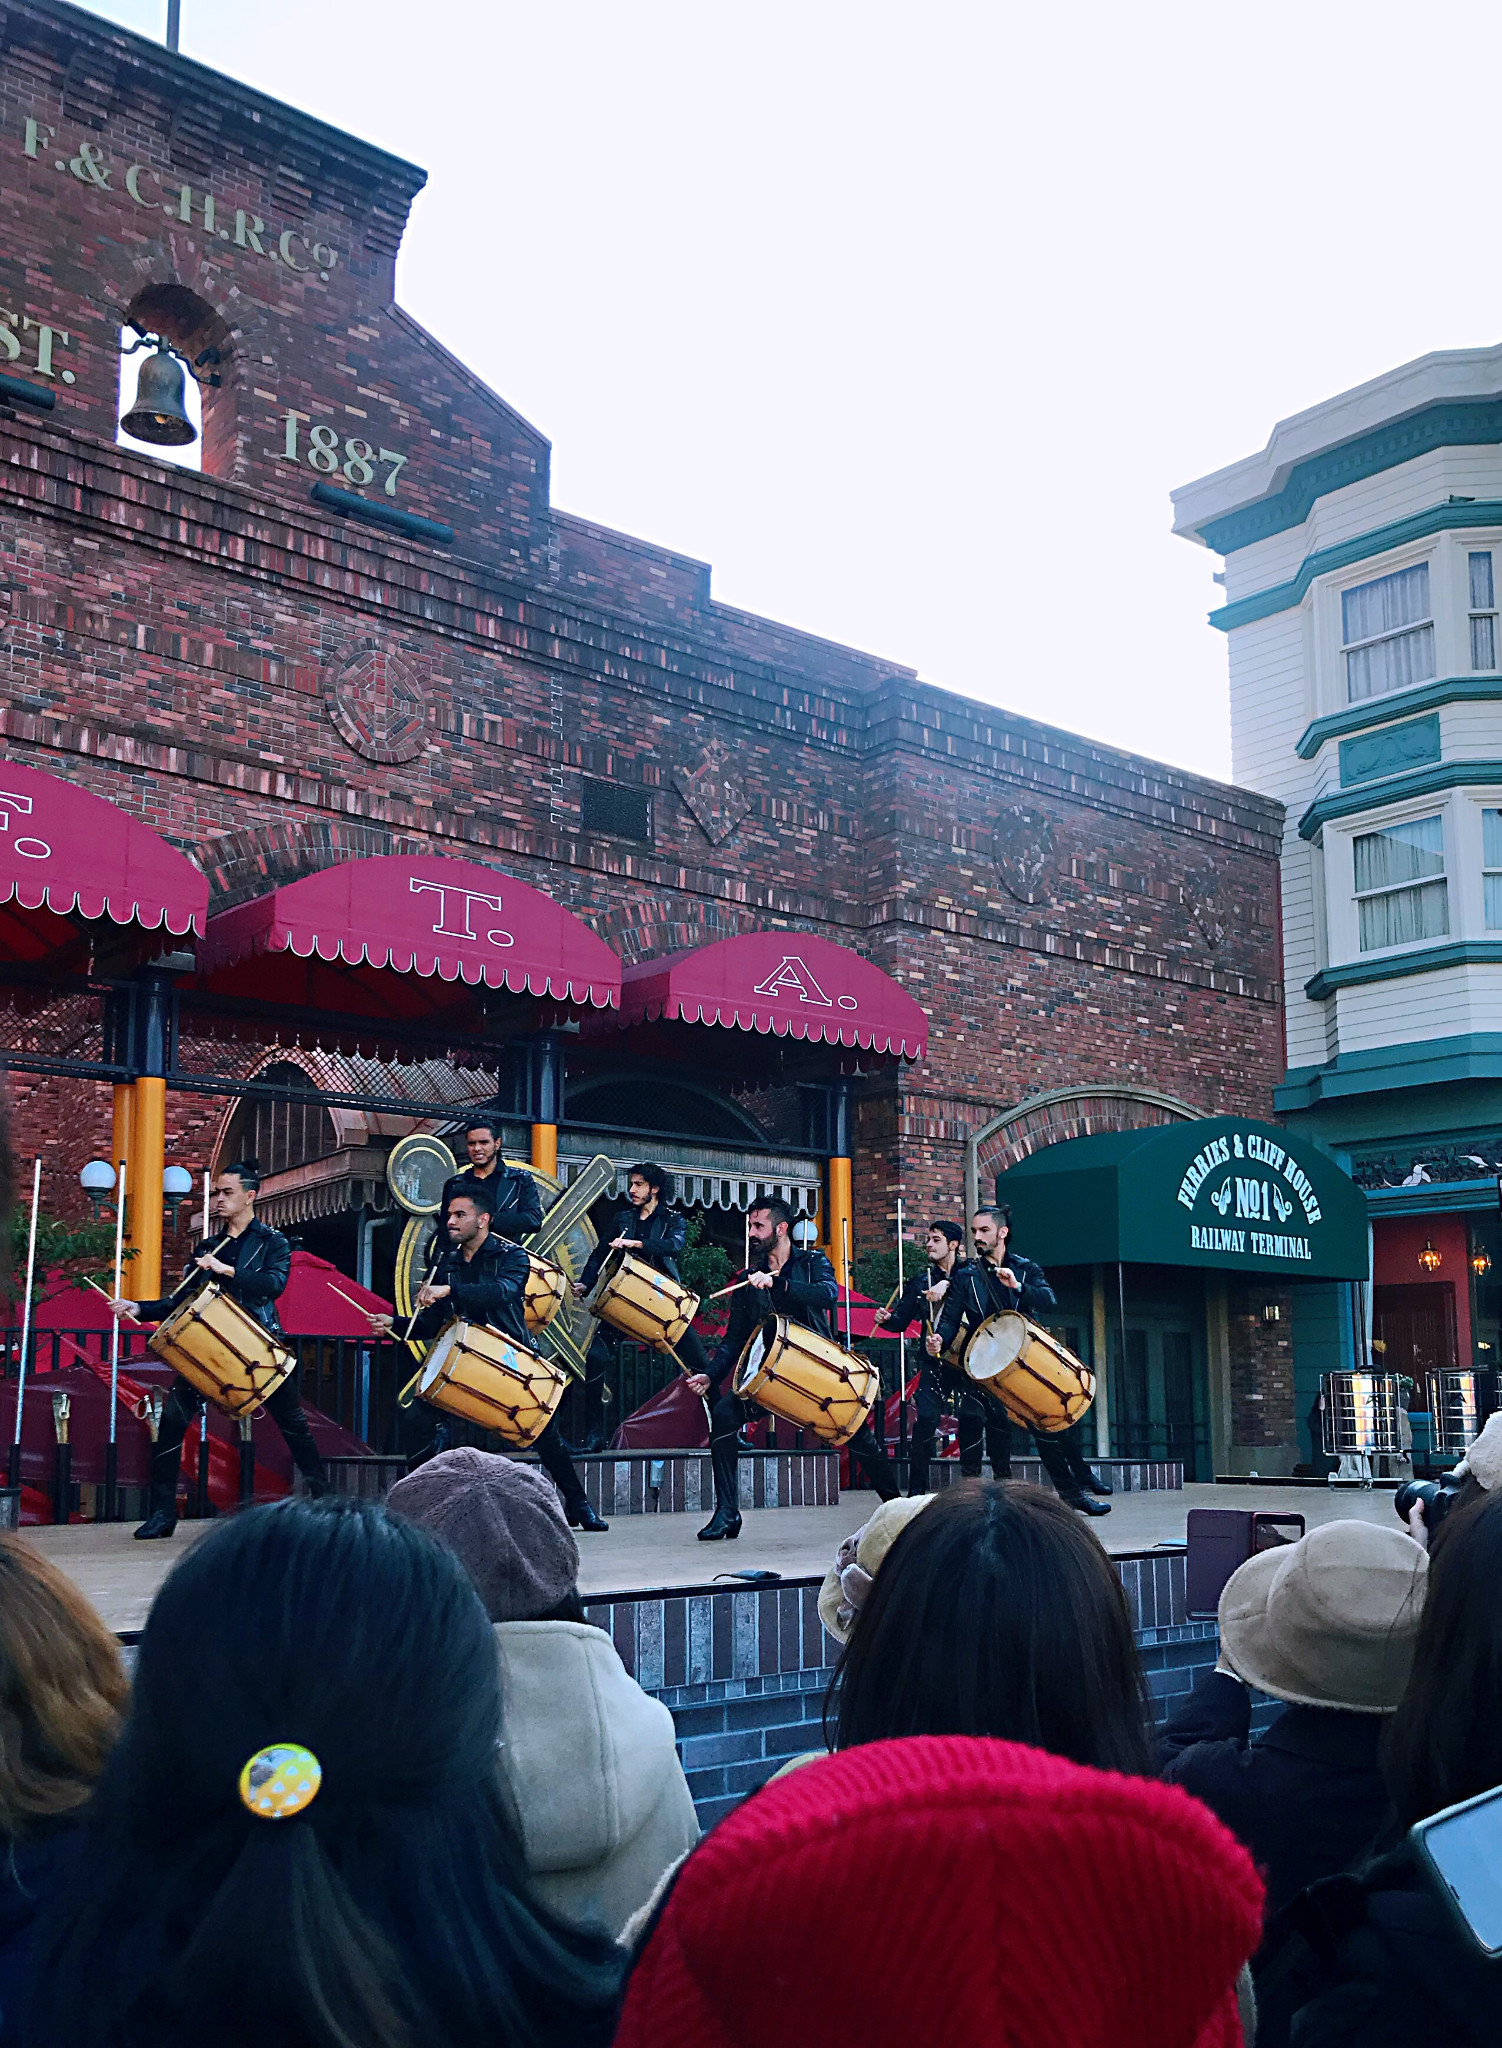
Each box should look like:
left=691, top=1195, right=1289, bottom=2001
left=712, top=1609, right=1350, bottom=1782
left=1486, top=809, right=1502, bottom=930
left=1471, top=552, right=1498, bottom=671
left=1343, top=564, right=1435, bottom=703
left=1353, top=814, right=1448, bottom=950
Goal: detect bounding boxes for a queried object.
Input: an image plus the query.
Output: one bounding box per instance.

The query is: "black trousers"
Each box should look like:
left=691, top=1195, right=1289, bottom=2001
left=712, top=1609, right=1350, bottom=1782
left=708, top=1388, right=899, bottom=1513
left=907, top=1363, right=1092, bottom=1500
left=583, top=1324, right=713, bottom=1445
left=150, top=1370, right=326, bottom=1518
left=533, top=1417, right=591, bottom=1517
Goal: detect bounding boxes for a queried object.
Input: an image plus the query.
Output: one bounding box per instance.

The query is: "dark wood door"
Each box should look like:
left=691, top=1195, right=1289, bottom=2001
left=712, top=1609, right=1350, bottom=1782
left=1373, top=1283, right=1457, bottom=1380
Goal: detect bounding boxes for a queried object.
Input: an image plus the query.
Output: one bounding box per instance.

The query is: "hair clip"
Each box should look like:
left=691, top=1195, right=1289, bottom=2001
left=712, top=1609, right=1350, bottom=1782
left=238, top=1743, right=321, bottom=1820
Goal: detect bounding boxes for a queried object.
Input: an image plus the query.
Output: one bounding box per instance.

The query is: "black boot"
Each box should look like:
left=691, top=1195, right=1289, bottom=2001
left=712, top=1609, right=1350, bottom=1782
left=698, top=1500, right=742, bottom=1540
left=569, top=1500, right=610, bottom=1533
left=1081, top=1467, right=1113, bottom=1495
left=1063, top=1490, right=1112, bottom=1517
left=134, top=1504, right=177, bottom=1540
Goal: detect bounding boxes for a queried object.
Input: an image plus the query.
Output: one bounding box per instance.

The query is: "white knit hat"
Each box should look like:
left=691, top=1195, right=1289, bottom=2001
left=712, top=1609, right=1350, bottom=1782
left=1457, top=1410, right=1502, bottom=1492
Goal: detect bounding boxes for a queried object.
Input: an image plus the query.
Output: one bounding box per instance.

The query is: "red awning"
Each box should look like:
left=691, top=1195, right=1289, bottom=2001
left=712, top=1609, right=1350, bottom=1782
left=278, top=1251, right=392, bottom=1337
left=199, top=855, right=620, bottom=1009
left=617, top=931, right=927, bottom=1058
left=0, top=759, right=207, bottom=952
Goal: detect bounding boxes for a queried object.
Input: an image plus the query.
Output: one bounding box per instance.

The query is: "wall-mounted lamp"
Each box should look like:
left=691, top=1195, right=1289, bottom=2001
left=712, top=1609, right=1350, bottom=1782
left=1472, top=1246, right=1492, bottom=1277
left=1418, top=1240, right=1443, bottom=1274
left=162, top=1164, right=194, bottom=1227
left=1261, top=1302, right=1281, bottom=1324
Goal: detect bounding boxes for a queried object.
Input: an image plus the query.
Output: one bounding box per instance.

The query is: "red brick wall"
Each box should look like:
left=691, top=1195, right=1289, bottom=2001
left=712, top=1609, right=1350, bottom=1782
left=0, top=2, right=1287, bottom=1277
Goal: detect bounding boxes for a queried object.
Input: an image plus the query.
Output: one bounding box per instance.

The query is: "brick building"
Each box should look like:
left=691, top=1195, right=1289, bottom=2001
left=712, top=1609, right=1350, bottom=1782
left=0, top=0, right=1324, bottom=1473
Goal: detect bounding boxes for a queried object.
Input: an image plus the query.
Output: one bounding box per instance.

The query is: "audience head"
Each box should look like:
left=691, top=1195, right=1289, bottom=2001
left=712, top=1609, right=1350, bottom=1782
left=818, top=1496, right=934, bottom=1645
left=28, top=1498, right=620, bottom=2048
left=1438, top=1408, right=1502, bottom=1528
left=1217, top=1519, right=1426, bottom=1713
left=388, top=1448, right=584, bottom=1624
left=0, top=1534, right=126, bottom=1838
left=615, top=1736, right=1263, bottom=2048
left=825, top=1481, right=1152, bottom=1775
left=1383, top=1485, right=1502, bottom=1828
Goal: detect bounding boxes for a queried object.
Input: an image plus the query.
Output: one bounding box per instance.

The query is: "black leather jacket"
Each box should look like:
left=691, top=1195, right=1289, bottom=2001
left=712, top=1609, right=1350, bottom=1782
left=709, top=1246, right=840, bottom=1390
left=935, top=1251, right=1056, bottom=1355
left=438, top=1164, right=543, bottom=1243
left=884, top=1259, right=961, bottom=1335
left=579, top=1202, right=689, bottom=1291
left=410, top=1231, right=530, bottom=1349
left=137, top=1218, right=292, bottom=1336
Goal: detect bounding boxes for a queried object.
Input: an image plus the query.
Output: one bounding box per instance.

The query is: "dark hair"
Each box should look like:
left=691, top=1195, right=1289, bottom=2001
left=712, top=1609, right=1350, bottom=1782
left=1382, top=1488, right=1502, bottom=1828
left=751, top=1197, right=793, bottom=1231
left=825, top=1483, right=1152, bottom=1776
left=627, top=1162, right=668, bottom=1200
left=972, top=1203, right=1011, bottom=1231
left=926, top=1220, right=964, bottom=1245
left=449, top=1184, right=495, bottom=1221
left=26, top=1500, right=621, bottom=2048
left=463, top=1116, right=500, bottom=1139
left=222, top=1156, right=263, bottom=1193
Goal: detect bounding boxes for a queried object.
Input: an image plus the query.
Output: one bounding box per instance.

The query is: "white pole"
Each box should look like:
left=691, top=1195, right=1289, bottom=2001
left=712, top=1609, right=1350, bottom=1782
left=201, top=1170, right=210, bottom=1241
left=12, top=1158, right=42, bottom=1452
left=108, top=1158, right=127, bottom=1446
left=895, top=1196, right=907, bottom=1426
left=842, top=1216, right=853, bottom=1345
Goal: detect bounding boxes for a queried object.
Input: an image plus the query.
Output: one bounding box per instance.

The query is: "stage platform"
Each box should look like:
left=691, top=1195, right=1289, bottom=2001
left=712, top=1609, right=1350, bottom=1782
left=21, top=1481, right=1397, bottom=1640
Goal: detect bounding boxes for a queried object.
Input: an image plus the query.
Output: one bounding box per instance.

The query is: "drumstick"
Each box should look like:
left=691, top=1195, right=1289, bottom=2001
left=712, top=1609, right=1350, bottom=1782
left=704, top=1278, right=755, bottom=1303
left=327, top=1281, right=374, bottom=1315
left=85, top=1277, right=139, bottom=1320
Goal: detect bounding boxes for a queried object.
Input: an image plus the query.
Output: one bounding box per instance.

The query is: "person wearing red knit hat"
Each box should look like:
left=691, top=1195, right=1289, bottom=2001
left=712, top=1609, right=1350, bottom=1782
left=616, top=1735, right=1264, bottom=2048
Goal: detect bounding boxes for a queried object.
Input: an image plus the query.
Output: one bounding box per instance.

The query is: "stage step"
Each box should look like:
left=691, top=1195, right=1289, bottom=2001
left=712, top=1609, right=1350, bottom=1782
left=571, top=1450, right=840, bottom=1518
left=925, top=1456, right=1183, bottom=1493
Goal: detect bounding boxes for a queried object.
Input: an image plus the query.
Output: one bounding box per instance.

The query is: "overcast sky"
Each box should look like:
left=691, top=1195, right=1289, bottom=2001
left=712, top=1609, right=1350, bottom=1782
left=78, top=1, right=1502, bottom=786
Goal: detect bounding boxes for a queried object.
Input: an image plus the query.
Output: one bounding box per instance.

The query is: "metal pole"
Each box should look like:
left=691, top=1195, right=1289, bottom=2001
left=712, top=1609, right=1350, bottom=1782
left=165, top=0, right=181, bottom=53
left=895, top=1197, right=907, bottom=1483
left=201, top=1170, right=210, bottom=1241
left=9, top=1159, right=42, bottom=1490
left=106, top=1155, right=127, bottom=1519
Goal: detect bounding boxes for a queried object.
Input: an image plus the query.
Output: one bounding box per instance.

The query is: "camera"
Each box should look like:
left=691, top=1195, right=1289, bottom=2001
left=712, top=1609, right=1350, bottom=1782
left=1394, top=1473, right=1466, bottom=1536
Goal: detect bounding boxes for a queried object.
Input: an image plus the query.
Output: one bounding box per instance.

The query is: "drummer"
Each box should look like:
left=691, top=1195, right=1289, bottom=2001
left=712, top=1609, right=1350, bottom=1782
left=108, top=1157, right=329, bottom=1541
left=576, top=1163, right=715, bottom=1447
left=873, top=1218, right=1008, bottom=1497
left=368, top=1187, right=608, bottom=1534
left=686, top=1198, right=900, bottom=1542
left=930, top=1206, right=1110, bottom=1518
left=440, top=1117, right=544, bottom=1243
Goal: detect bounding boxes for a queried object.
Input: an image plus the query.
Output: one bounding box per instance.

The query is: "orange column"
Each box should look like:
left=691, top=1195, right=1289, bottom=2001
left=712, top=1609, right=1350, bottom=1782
left=531, top=1122, right=558, bottom=1179
left=110, top=1084, right=133, bottom=1190
left=826, top=1156, right=853, bottom=1287
left=127, top=1076, right=166, bottom=1301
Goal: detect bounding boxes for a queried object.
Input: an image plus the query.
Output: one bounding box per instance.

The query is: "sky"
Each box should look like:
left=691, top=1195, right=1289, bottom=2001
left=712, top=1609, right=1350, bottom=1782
left=75, top=1, right=1502, bottom=785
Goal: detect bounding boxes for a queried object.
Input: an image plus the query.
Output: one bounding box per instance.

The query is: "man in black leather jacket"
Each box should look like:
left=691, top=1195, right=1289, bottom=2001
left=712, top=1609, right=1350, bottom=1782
left=686, top=1198, right=899, bottom=1541
left=577, top=1163, right=714, bottom=1447
left=933, top=1206, right=1110, bottom=1516
left=439, top=1117, right=544, bottom=1244
left=109, top=1158, right=328, bottom=1540
left=371, top=1186, right=607, bottom=1533
left=876, top=1218, right=1011, bottom=1494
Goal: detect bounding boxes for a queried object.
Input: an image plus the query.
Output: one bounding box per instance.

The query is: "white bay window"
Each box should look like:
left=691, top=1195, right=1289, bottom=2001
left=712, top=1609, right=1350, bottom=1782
left=1342, top=563, right=1435, bottom=703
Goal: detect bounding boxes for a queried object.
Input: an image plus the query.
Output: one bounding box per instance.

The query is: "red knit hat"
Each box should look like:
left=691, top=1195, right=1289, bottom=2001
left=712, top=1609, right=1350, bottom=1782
left=616, top=1736, right=1263, bottom=2048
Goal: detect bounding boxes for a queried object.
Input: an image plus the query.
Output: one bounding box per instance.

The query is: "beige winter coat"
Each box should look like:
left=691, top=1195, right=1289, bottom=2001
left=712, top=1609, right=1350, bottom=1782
left=494, top=1619, right=700, bottom=1940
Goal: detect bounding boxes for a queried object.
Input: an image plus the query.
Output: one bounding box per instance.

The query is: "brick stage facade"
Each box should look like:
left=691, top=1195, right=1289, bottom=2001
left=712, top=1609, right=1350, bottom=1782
left=0, top=2, right=1285, bottom=1466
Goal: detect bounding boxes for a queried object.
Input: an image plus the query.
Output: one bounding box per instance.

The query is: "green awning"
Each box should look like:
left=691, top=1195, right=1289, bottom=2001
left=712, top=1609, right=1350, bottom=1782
left=997, top=1117, right=1369, bottom=1281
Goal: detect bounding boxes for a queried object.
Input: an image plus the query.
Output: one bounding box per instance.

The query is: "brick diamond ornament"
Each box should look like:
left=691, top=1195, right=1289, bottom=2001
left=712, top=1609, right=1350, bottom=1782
left=993, top=804, right=1054, bottom=905
left=674, top=745, right=750, bottom=846
left=325, top=641, right=429, bottom=764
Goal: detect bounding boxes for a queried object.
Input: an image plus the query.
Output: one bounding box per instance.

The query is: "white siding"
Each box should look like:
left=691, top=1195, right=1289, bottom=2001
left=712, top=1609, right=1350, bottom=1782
left=1333, top=962, right=1502, bottom=1052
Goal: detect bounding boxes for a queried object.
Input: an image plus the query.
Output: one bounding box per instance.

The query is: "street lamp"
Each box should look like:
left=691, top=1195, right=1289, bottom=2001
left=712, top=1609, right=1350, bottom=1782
left=162, top=1164, right=193, bottom=1228
left=79, top=1160, right=116, bottom=1213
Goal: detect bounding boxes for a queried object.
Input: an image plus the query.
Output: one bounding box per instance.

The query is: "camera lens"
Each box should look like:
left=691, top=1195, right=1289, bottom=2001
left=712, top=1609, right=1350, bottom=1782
left=1394, top=1479, right=1440, bottom=1524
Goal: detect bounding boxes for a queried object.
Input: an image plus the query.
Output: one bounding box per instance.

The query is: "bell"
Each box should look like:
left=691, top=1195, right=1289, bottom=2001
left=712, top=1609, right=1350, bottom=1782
left=120, top=343, right=197, bottom=447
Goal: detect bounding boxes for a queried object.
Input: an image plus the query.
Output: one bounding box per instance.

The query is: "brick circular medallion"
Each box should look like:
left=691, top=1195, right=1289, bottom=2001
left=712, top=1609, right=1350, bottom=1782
left=325, top=641, right=429, bottom=763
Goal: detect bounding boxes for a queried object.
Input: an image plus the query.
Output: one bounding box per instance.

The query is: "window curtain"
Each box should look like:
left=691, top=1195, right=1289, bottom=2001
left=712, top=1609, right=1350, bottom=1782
left=1354, top=814, right=1448, bottom=950
left=1343, top=564, right=1435, bottom=702
left=1485, top=809, right=1502, bottom=930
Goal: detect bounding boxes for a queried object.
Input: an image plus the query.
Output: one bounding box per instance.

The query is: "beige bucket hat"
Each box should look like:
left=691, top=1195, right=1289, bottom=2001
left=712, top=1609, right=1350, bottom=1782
left=817, top=1495, right=935, bottom=1645
left=1218, top=1518, right=1428, bottom=1713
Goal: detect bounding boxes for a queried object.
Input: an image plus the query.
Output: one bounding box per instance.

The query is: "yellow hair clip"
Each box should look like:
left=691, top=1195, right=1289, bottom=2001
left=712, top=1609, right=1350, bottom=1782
left=238, top=1743, right=322, bottom=1820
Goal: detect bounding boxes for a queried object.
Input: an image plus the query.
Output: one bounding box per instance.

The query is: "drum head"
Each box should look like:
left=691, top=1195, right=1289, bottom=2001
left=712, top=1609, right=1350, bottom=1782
left=732, top=1325, right=770, bottom=1397
left=420, top=1323, right=459, bottom=1393
left=965, top=1312, right=1027, bottom=1381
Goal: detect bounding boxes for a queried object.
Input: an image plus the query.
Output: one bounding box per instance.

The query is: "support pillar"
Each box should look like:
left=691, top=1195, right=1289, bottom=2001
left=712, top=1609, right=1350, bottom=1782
left=826, top=1077, right=854, bottom=1286
left=531, top=1033, right=561, bottom=1181
left=125, top=971, right=172, bottom=1303
left=1091, top=1264, right=1112, bottom=1462
left=110, top=1086, right=133, bottom=1192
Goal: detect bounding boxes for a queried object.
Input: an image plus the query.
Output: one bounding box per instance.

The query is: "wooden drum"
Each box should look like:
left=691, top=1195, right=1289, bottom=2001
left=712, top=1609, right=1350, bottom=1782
left=962, top=1313, right=1095, bottom=1433
left=148, top=1283, right=296, bottom=1419
left=416, top=1321, right=568, bottom=1449
left=523, top=1251, right=569, bottom=1334
left=732, top=1315, right=879, bottom=1447
left=585, top=1250, right=700, bottom=1352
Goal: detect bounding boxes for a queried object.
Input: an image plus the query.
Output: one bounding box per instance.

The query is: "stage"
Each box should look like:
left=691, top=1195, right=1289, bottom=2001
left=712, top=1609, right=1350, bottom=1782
left=21, top=1482, right=1401, bottom=1639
